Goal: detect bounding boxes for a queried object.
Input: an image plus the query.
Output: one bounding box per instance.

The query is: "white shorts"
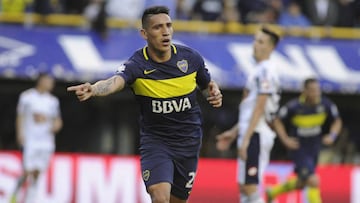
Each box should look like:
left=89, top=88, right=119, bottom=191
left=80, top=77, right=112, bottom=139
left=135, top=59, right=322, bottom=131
left=237, top=131, right=274, bottom=185
left=23, top=146, right=54, bottom=172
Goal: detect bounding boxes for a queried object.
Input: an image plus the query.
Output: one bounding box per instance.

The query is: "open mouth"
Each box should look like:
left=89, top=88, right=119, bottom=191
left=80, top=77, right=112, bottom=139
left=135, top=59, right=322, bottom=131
left=162, top=39, right=171, bottom=46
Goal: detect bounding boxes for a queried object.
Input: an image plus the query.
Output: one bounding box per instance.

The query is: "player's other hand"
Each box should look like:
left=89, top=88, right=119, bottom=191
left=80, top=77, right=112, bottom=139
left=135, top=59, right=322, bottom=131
left=239, top=138, right=250, bottom=161
left=207, top=81, right=222, bottom=108
left=322, top=134, right=335, bottom=146
left=216, top=130, right=235, bottom=151
left=282, top=136, right=299, bottom=150
left=67, top=82, right=93, bottom=102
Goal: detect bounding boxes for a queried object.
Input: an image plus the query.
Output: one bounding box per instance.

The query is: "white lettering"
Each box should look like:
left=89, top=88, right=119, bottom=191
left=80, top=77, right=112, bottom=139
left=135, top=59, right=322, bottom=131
left=0, top=153, right=21, bottom=202
left=0, top=36, right=35, bottom=67
left=77, top=157, right=137, bottom=203
left=152, top=100, right=162, bottom=113
left=307, top=46, right=360, bottom=83
left=152, top=98, right=192, bottom=113
left=58, top=35, right=124, bottom=72
left=182, top=97, right=192, bottom=111
left=351, top=168, right=360, bottom=203
left=297, top=126, right=321, bottom=137
left=163, top=101, right=173, bottom=113
left=37, top=156, right=72, bottom=203
left=172, top=99, right=182, bottom=112
left=228, top=44, right=316, bottom=82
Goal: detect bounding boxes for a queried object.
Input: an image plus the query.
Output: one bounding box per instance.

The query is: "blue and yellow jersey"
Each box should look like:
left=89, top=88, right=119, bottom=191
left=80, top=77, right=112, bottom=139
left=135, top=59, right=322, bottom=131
left=278, top=96, right=340, bottom=141
left=117, top=44, right=210, bottom=148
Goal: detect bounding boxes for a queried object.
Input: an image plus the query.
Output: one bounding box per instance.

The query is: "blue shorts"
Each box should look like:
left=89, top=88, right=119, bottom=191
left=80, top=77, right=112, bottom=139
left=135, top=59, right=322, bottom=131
left=292, top=139, right=320, bottom=180
left=140, top=139, right=200, bottom=200
left=294, top=149, right=318, bottom=181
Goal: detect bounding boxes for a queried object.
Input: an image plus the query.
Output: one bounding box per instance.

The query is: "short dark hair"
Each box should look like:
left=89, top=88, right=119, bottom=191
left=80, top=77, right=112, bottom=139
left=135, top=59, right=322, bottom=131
left=36, top=72, right=52, bottom=84
left=303, top=78, right=318, bottom=89
left=141, top=6, right=170, bottom=28
left=261, top=27, right=280, bottom=47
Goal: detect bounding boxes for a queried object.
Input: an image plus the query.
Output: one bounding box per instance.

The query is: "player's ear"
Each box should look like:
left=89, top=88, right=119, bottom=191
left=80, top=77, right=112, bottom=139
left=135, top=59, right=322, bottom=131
left=140, top=29, right=148, bottom=40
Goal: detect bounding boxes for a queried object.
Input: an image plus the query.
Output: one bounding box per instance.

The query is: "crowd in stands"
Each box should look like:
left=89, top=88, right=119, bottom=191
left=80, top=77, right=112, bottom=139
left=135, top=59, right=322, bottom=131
left=1, top=0, right=360, bottom=28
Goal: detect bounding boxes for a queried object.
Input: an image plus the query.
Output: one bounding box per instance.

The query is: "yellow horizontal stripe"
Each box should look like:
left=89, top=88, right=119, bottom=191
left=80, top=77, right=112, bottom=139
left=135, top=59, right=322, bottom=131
left=291, top=113, right=327, bottom=128
left=1, top=13, right=359, bottom=39
left=132, top=72, right=197, bottom=98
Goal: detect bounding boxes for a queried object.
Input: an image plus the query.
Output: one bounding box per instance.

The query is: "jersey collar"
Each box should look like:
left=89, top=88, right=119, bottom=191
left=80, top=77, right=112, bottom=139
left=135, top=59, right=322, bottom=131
left=142, top=44, right=177, bottom=61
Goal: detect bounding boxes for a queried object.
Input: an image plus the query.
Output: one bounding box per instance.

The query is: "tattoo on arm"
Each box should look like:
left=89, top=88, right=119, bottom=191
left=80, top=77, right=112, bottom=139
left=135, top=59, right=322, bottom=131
left=93, top=77, right=116, bottom=96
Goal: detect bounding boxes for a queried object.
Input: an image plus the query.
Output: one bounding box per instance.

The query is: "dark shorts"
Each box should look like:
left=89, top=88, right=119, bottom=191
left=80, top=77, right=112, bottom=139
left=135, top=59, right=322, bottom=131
left=140, top=140, right=200, bottom=200
left=243, top=132, right=260, bottom=184
left=292, top=148, right=319, bottom=180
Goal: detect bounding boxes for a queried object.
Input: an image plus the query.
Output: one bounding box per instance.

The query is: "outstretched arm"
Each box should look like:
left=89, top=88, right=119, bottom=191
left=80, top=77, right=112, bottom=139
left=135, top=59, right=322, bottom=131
left=216, top=124, right=239, bottom=151
left=67, top=75, right=125, bottom=101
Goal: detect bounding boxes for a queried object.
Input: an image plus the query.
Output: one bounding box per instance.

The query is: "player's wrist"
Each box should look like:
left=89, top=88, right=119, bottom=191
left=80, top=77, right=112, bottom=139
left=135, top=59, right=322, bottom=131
left=329, top=132, right=338, bottom=141
left=90, top=84, right=97, bottom=97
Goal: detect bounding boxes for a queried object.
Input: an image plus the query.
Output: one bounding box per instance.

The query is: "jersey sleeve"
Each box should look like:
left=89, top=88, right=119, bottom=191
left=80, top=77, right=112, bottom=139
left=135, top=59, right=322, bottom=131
left=195, top=54, right=211, bottom=90
left=327, top=99, right=340, bottom=120
left=278, top=100, right=295, bottom=121
left=115, top=60, right=139, bottom=85
left=54, top=98, right=61, bottom=118
left=17, top=93, right=27, bottom=115
left=256, top=65, right=277, bottom=94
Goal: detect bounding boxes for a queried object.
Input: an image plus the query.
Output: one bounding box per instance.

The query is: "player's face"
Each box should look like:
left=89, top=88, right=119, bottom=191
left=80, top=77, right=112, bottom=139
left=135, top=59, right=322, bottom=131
left=253, top=31, right=274, bottom=62
left=38, top=76, right=55, bottom=92
left=305, top=82, right=321, bottom=104
left=141, top=14, right=173, bottom=54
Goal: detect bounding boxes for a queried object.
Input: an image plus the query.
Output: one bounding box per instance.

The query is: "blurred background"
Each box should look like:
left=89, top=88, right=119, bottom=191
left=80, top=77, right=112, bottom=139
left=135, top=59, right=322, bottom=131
left=0, top=0, right=360, bottom=202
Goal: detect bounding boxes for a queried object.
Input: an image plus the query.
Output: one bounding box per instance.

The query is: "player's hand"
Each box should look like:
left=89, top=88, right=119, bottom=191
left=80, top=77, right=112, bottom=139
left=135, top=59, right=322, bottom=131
left=67, top=82, right=93, bottom=102
left=322, top=134, right=335, bottom=146
left=216, top=130, right=236, bottom=151
left=239, top=138, right=250, bottom=161
left=207, top=81, right=222, bottom=108
left=16, top=134, right=24, bottom=147
left=282, top=136, right=299, bottom=150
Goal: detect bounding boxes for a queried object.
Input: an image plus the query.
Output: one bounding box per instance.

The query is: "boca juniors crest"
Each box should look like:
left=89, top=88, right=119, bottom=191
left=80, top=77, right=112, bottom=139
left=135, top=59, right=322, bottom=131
left=177, top=60, right=188, bottom=73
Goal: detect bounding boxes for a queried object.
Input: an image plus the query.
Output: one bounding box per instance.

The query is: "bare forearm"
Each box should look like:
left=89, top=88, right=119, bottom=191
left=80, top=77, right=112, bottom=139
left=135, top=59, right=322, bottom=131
left=16, top=116, right=23, bottom=137
left=52, top=117, right=63, bottom=134
left=92, top=76, right=124, bottom=97
left=244, top=107, right=264, bottom=140
left=329, top=118, right=342, bottom=135
left=229, top=124, right=239, bottom=137
left=272, top=118, right=289, bottom=142
left=16, top=115, right=24, bottom=146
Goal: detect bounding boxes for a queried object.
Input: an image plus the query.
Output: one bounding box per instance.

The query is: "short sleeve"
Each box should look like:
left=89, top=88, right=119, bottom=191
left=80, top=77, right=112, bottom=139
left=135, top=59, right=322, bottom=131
left=54, top=98, right=61, bottom=117
left=328, top=100, right=340, bottom=119
left=278, top=105, right=289, bottom=119
left=115, top=60, right=138, bottom=85
left=195, top=55, right=211, bottom=90
left=17, top=93, right=27, bottom=115
left=256, top=66, right=277, bottom=95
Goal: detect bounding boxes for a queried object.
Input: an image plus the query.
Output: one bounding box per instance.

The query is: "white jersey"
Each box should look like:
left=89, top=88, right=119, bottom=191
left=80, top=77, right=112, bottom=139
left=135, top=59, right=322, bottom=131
left=17, top=88, right=60, bottom=150
left=238, top=59, right=280, bottom=141
left=237, top=59, right=281, bottom=186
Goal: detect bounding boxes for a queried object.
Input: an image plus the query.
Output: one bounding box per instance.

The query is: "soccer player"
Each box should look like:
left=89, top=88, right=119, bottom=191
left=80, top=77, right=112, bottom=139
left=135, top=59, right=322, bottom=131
left=266, top=78, right=342, bottom=203
left=11, top=73, right=63, bottom=203
left=67, top=6, right=222, bottom=203
left=216, top=27, right=281, bottom=203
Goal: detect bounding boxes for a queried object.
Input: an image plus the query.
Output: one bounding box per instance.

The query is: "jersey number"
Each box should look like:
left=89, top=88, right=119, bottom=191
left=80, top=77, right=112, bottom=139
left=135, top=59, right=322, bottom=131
left=185, top=172, right=196, bottom=188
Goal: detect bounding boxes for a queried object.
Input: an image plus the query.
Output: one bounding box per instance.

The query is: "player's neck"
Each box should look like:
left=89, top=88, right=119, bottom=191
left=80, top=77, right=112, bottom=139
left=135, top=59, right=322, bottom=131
left=35, top=87, right=47, bottom=94
left=147, top=47, right=171, bottom=63
left=255, top=55, right=270, bottom=63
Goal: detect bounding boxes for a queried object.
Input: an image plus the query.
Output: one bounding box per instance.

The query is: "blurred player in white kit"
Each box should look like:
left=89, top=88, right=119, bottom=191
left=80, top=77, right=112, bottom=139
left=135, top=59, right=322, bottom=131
left=11, top=73, right=63, bottom=203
